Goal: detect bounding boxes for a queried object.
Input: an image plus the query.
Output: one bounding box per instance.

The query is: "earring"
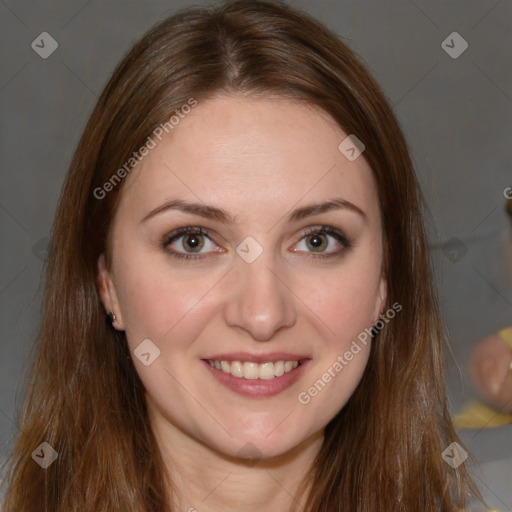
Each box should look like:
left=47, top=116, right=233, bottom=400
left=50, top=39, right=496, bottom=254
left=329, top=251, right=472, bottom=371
left=107, top=312, right=116, bottom=325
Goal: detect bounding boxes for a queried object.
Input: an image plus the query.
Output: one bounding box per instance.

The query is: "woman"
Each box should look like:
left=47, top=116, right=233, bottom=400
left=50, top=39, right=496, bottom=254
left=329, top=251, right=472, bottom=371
left=1, top=1, right=483, bottom=510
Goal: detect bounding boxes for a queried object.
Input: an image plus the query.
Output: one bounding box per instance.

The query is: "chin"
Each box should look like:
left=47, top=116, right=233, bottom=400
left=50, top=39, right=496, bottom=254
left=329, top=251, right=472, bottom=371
left=204, top=422, right=319, bottom=464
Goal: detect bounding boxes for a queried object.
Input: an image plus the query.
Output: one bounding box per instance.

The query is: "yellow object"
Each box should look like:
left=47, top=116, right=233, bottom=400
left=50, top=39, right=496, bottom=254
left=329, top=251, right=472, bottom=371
left=454, top=327, right=512, bottom=430
left=499, top=326, right=512, bottom=351
left=454, top=400, right=512, bottom=429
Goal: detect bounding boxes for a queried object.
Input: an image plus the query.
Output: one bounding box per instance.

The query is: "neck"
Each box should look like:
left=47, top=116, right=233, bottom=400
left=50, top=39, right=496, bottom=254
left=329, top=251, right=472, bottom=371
left=149, top=410, right=324, bottom=512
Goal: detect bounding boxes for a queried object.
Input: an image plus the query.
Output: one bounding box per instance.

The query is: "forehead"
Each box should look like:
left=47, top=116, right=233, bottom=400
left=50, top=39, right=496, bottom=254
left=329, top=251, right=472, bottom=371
left=116, top=95, right=380, bottom=226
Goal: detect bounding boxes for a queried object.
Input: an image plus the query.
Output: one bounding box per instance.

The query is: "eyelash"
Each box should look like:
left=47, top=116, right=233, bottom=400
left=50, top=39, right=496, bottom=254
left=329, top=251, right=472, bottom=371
left=161, top=225, right=352, bottom=261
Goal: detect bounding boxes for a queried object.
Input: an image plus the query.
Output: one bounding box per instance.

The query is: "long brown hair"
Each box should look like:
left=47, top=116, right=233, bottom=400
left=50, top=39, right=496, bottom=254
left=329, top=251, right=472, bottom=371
left=2, top=1, right=481, bottom=510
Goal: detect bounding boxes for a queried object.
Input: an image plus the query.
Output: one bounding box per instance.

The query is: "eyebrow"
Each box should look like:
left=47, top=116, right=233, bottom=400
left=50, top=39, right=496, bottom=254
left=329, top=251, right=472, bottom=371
left=140, top=197, right=367, bottom=224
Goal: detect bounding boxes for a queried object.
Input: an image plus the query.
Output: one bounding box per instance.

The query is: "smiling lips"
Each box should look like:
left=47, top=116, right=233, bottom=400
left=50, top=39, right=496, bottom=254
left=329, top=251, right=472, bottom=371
left=207, top=359, right=302, bottom=380
left=202, top=353, right=310, bottom=397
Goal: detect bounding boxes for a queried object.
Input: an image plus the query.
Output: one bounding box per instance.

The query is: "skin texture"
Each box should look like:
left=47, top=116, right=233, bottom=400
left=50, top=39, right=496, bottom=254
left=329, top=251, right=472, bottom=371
left=97, top=95, right=387, bottom=511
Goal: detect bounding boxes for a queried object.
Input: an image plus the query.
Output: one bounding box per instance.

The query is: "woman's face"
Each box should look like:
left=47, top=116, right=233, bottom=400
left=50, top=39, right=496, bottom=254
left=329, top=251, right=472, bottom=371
left=98, top=95, right=387, bottom=461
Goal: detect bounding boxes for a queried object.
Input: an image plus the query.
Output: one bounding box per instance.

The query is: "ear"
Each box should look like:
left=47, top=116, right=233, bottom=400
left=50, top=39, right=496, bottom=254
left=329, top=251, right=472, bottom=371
left=373, top=275, right=388, bottom=324
left=97, top=253, right=125, bottom=330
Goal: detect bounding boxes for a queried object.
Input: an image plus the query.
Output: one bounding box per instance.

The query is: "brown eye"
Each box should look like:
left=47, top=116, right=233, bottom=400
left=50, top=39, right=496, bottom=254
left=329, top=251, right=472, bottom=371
left=292, top=226, right=351, bottom=258
left=162, top=227, right=222, bottom=260
left=305, top=233, right=328, bottom=252
left=181, top=233, right=204, bottom=252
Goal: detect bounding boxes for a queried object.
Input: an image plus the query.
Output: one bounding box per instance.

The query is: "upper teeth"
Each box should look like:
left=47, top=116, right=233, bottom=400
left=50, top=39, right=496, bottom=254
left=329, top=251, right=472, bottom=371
left=208, top=360, right=301, bottom=380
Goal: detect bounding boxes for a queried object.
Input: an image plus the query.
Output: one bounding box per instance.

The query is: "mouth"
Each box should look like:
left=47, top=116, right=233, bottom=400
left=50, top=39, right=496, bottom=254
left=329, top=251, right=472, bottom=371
left=206, top=359, right=305, bottom=380
left=201, top=356, right=310, bottom=398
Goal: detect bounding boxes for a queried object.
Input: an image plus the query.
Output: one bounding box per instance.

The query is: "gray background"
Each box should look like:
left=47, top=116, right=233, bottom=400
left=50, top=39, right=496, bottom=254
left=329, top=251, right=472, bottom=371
left=1, top=0, right=511, bottom=508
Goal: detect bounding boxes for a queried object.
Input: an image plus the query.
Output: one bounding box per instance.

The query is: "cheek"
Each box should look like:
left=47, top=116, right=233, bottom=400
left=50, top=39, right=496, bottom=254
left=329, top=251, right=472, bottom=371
left=291, top=257, right=381, bottom=397
left=115, top=246, right=383, bottom=355
left=114, top=258, right=222, bottom=350
left=295, top=263, right=382, bottom=341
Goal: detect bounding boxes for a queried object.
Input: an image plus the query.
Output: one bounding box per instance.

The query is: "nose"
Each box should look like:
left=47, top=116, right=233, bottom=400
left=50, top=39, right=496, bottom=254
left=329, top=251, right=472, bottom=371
left=223, top=255, right=297, bottom=341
